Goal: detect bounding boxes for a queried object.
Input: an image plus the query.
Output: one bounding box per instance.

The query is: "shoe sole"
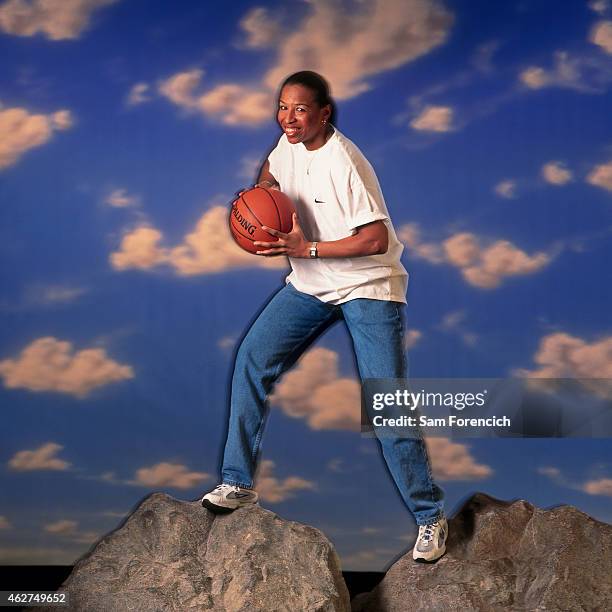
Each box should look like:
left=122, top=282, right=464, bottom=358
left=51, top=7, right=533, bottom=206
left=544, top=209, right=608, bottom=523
left=201, top=499, right=237, bottom=514
left=201, top=499, right=258, bottom=514
left=413, top=544, right=447, bottom=563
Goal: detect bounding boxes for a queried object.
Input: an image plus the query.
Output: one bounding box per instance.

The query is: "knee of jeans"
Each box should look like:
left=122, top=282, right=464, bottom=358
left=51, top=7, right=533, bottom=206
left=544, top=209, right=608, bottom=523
left=234, top=341, right=268, bottom=377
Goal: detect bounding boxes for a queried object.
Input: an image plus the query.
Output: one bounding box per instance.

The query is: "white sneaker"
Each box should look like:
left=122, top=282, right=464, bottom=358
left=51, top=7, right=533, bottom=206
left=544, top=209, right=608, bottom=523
left=201, top=483, right=258, bottom=514
left=412, top=517, right=448, bottom=562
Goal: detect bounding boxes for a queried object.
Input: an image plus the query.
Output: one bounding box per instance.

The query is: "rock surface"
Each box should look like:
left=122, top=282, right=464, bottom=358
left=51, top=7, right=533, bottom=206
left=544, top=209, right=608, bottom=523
left=352, top=492, right=612, bottom=612
left=34, top=492, right=349, bottom=612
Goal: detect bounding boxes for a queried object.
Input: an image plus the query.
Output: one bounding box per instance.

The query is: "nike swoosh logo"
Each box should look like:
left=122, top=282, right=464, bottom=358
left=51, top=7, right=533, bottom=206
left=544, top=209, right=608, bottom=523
left=314, top=198, right=325, bottom=203
left=230, top=492, right=253, bottom=499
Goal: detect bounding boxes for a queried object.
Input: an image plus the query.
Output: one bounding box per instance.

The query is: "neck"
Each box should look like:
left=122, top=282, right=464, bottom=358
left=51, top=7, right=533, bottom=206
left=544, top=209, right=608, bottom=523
left=304, top=124, right=333, bottom=151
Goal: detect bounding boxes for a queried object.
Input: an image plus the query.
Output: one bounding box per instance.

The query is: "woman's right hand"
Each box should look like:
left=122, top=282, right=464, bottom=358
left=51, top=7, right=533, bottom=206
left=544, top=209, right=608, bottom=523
left=237, top=181, right=280, bottom=197
left=256, top=180, right=280, bottom=190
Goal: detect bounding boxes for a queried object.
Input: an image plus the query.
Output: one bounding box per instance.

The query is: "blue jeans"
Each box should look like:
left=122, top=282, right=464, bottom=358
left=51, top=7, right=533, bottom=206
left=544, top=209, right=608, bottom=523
left=221, top=283, right=445, bottom=525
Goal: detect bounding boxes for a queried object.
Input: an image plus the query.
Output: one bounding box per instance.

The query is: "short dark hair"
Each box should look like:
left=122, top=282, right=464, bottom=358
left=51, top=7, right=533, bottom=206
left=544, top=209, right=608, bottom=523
left=279, top=71, right=337, bottom=125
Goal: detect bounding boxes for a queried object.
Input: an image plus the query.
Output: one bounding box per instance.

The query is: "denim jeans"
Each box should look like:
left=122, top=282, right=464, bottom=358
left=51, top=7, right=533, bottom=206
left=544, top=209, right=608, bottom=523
left=221, top=282, right=445, bottom=525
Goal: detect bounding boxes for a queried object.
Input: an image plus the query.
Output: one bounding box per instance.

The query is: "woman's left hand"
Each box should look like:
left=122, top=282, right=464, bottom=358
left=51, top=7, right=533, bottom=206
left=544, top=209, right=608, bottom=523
left=254, top=213, right=309, bottom=258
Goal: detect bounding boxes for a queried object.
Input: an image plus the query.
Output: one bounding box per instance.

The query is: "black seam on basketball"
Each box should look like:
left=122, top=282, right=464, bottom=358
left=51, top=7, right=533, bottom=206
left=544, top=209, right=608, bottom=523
left=240, top=194, right=266, bottom=228
left=229, top=215, right=256, bottom=242
left=260, top=187, right=282, bottom=231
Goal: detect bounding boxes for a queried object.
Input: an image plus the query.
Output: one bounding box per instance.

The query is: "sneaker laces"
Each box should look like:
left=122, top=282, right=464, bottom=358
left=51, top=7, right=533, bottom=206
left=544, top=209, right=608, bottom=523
left=420, top=521, right=438, bottom=542
left=213, top=483, right=240, bottom=494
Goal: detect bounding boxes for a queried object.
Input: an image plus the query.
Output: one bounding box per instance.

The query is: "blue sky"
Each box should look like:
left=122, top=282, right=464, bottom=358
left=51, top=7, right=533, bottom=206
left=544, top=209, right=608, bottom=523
left=0, top=0, right=611, bottom=571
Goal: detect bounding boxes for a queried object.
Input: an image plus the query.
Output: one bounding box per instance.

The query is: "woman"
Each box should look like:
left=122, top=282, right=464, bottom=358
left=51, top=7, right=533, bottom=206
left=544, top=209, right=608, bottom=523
left=202, top=71, right=448, bottom=562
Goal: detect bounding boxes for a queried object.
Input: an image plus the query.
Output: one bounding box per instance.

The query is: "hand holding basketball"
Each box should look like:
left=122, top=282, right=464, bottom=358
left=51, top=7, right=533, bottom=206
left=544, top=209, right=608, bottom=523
left=229, top=186, right=296, bottom=254
left=254, top=213, right=309, bottom=258
left=237, top=180, right=279, bottom=197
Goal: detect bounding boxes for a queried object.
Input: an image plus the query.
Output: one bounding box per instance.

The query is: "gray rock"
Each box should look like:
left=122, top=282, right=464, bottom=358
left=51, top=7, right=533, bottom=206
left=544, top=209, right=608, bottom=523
left=352, top=492, right=612, bottom=612
left=34, top=492, right=349, bottom=612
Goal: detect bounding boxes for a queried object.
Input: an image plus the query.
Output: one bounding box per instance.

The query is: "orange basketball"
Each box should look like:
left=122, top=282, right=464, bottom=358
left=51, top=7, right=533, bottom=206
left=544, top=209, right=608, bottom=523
left=229, top=187, right=295, bottom=254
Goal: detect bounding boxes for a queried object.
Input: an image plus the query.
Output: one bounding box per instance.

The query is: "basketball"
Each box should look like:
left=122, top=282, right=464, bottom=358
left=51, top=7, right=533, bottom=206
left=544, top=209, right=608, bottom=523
left=229, top=187, right=295, bottom=254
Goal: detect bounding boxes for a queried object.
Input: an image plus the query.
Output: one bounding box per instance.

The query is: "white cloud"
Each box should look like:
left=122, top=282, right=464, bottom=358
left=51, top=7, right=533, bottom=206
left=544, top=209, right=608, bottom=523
left=440, top=310, right=465, bottom=330
left=158, top=1, right=453, bottom=128
left=438, top=310, right=478, bottom=346
left=441, top=233, right=483, bottom=268
left=270, top=347, right=362, bottom=431
left=0, top=0, right=117, bottom=40
left=39, top=285, right=85, bottom=304
left=516, top=332, right=612, bottom=379
left=519, top=66, right=550, bottom=89
left=518, top=50, right=612, bottom=93
left=0, top=106, right=73, bottom=169
left=110, top=206, right=288, bottom=275
left=326, top=458, right=345, bottom=473
left=396, top=223, right=445, bottom=264
left=239, top=7, right=282, bottom=49
left=403, top=329, right=422, bottom=350
left=126, top=82, right=150, bottom=106
left=44, top=519, right=77, bottom=535
left=158, top=69, right=204, bottom=107
left=456, top=239, right=551, bottom=289
left=238, top=155, right=262, bottom=181
left=51, top=110, right=72, bottom=130
left=582, top=478, right=612, bottom=496
left=0, top=516, right=12, bottom=529
left=536, top=466, right=570, bottom=487
left=0, top=337, right=134, bottom=397
left=494, top=179, right=517, bottom=199
left=43, top=519, right=99, bottom=544
left=198, top=85, right=271, bottom=126
left=254, top=459, right=316, bottom=502
left=462, top=332, right=478, bottom=346
left=21, top=283, right=88, bottom=307
left=586, top=160, right=612, bottom=192
left=8, top=442, right=71, bottom=471
left=515, top=332, right=612, bottom=401
left=538, top=466, right=612, bottom=496
left=590, top=20, right=612, bottom=54
left=541, top=161, right=573, bottom=185
left=398, top=224, right=551, bottom=289
left=158, top=69, right=272, bottom=126
left=471, top=40, right=500, bottom=74
left=105, top=188, right=139, bottom=208
left=425, top=437, right=493, bottom=481
left=589, top=0, right=609, bottom=15
left=217, top=335, right=238, bottom=352
left=109, top=226, right=168, bottom=270
left=410, top=105, right=453, bottom=132
left=537, top=466, right=561, bottom=479
left=132, top=462, right=210, bottom=489
left=263, top=0, right=454, bottom=100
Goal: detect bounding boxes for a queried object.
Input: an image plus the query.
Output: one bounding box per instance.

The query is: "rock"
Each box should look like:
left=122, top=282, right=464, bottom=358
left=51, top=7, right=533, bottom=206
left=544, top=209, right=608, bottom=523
left=33, top=492, right=350, bottom=612
left=352, top=492, right=612, bottom=612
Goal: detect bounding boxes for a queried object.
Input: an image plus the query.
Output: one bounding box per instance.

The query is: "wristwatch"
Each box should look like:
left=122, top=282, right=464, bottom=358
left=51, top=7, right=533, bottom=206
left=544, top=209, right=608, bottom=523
left=309, top=241, right=319, bottom=258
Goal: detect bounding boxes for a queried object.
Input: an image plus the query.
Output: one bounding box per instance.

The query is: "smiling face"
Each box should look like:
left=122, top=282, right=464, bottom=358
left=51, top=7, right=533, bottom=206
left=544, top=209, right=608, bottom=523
left=277, top=84, right=331, bottom=150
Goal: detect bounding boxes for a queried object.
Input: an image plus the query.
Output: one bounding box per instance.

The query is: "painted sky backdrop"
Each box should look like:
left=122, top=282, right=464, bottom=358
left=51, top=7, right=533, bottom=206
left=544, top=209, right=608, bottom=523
left=1, top=0, right=611, bottom=571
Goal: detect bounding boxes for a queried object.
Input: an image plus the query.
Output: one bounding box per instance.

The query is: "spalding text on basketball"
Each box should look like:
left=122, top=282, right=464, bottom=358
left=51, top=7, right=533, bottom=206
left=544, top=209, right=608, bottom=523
left=232, top=203, right=256, bottom=236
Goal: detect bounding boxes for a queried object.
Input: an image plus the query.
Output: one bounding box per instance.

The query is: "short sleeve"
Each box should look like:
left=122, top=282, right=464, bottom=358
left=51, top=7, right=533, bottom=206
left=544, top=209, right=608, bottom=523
left=267, top=135, right=285, bottom=184
left=345, top=163, right=389, bottom=231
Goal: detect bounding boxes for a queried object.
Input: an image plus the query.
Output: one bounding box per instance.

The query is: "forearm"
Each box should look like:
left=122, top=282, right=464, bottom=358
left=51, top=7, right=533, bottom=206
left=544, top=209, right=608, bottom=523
left=254, top=211, right=388, bottom=260
left=316, top=231, right=387, bottom=258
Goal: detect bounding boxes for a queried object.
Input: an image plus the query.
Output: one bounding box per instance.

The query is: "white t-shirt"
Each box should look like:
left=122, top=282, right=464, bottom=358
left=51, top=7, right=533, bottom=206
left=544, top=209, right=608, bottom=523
left=267, top=127, right=408, bottom=304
